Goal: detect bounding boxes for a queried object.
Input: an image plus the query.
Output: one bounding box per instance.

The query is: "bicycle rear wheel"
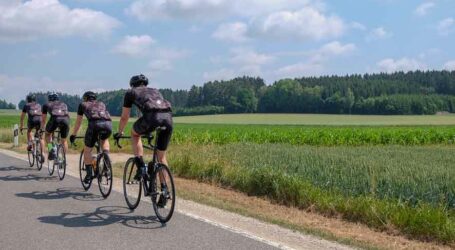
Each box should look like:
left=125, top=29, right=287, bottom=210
left=151, top=164, right=175, bottom=223
left=57, top=145, right=66, bottom=180
left=27, top=147, right=34, bottom=167
left=97, top=153, right=113, bottom=198
left=47, top=157, right=55, bottom=176
left=123, top=158, right=141, bottom=209
left=35, top=143, right=43, bottom=171
left=79, top=151, right=91, bottom=190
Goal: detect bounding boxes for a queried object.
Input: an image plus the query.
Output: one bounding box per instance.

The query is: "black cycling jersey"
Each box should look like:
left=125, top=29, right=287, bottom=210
left=123, top=87, right=171, bottom=113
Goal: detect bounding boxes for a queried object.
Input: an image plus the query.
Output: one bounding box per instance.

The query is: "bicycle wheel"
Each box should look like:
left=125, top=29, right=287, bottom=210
left=97, top=153, right=113, bottom=198
left=151, top=164, right=175, bottom=223
left=79, top=151, right=91, bottom=190
left=35, top=142, right=43, bottom=171
left=57, top=145, right=66, bottom=180
left=123, top=158, right=141, bottom=209
left=47, top=155, right=55, bottom=176
left=27, top=146, right=34, bottom=167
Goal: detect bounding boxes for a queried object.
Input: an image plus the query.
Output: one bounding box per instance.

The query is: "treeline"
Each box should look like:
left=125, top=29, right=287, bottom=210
left=18, top=70, right=455, bottom=116
left=0, top=99, right=15, bottom=109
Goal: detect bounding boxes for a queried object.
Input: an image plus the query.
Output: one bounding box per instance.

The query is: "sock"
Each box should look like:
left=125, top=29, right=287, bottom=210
left=85, top=164, right=93, bottom=175
left=134, top=156, right=145, bottom=168
left=102, top=150, right=110, bottom=154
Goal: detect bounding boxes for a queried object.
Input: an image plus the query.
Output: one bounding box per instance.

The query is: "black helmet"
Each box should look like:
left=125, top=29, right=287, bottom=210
left=130, top=74, right=148, bottom=88
left=83, top=91, right=97, bottom=101
left=26, top=94, right=36, bottom=103
left=48, top=93, right=59, bottom=102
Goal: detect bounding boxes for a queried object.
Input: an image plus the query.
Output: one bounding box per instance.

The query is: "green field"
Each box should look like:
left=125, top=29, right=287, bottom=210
left=174, top=113, right=455, bottom=126
left=2, top=110, right=455, bottom=242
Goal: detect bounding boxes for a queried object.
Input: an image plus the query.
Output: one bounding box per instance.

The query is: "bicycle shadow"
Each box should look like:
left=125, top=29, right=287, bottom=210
left=38, top=206, right=163, bottom=230
left=16, top=187, right=104, bottom=202
left=0, top=173, right=57, bottom=182
left=0, top=166, right=35, bottom=172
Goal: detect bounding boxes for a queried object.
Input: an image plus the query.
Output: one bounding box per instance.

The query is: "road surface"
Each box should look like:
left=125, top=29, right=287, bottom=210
left=0, top=152, right=278, bottom=250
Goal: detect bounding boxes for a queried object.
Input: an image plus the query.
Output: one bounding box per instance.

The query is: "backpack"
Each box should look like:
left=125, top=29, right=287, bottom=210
left=82, top=101, right=111, bottom=121
left=49, top=101, right=69, bottom=117
left=27, top=102, right=42, bottom=116
left=133, top=87, right=172, bottom=112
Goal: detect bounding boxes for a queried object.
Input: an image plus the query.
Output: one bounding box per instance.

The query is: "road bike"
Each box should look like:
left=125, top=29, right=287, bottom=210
left=115, top=127, right=175, bottom=223
left=21, top=128, right=44, bottom=171
left=72, top=135, right=113, bottom=198
left=47, top=130, right=66, bottom=180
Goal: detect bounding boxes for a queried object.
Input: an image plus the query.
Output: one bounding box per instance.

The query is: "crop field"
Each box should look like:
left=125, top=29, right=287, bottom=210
left=1, top=110, right=455, bottom=242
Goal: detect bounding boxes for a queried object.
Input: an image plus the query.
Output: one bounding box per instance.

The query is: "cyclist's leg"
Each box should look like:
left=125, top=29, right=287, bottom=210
left=156, top=112, right=173, bottom=166
left=45, top=118, right=57, bottom=159
left=99, top=120, right=112, bottom=153
left=58, top=117, right=70, bottom=153
left=83, top=122, right=97, bottom=182
left=131, top=116, right=151, bottom=179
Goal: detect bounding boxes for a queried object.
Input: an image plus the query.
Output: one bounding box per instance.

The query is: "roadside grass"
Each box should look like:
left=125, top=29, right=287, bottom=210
left=167, top=143, right=455, bottom=243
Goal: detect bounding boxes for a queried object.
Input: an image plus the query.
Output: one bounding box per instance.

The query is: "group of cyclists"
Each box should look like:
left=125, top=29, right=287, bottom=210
left=19, top=74, right=173, bottom=187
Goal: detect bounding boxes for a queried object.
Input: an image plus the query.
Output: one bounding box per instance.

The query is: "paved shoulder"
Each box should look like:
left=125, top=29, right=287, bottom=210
left=0, top=152, right=277, bottom=250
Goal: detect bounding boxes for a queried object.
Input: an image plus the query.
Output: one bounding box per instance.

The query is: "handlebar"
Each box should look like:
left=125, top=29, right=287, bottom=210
left=114, top=134, right=155, bottom=149
left=70, top=136, right=85, bottom=147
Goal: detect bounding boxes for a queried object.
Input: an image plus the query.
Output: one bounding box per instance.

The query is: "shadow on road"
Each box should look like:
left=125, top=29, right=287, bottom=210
left=16, top=187, right=105, bottom=201
left=0, top=165, right=35, bottom=172
left=38, top=206, right=163, bottom=230
left=0, top=173, right=57, bottom=182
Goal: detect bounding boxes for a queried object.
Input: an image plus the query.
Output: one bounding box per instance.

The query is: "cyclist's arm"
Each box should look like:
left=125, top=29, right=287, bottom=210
left=19, top=112, right=25, bottom=129
left=118, top=107, right=130, bottom=134
left=72, top=115, right=83, bottom=136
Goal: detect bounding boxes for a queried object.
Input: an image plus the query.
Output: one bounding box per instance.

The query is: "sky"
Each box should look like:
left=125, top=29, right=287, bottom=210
left=0, top=0, right=454, bottom=105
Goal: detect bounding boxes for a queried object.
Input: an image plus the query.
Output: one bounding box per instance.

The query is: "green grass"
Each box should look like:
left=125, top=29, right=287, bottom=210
left=174, top=113, right=455, bottom=126
left=168, top=143, right=455, bottom=242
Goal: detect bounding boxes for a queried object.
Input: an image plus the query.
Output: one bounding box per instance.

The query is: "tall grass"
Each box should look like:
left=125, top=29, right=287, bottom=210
left=168, top=143, right=455, bottom=242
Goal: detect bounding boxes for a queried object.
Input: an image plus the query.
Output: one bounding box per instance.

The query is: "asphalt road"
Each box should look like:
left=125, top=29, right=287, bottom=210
left=0, top=152, right=278, bottom=250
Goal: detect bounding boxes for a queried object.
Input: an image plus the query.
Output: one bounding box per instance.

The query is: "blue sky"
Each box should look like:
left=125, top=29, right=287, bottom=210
left=0, top=0, right=454, bottom=105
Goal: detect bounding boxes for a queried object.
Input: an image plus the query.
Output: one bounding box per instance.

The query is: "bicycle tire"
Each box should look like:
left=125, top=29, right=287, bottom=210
left=35, top=142, right=43, bottom=171
left=123, top=158, right=141, bottom=209
left=27, top=148, right=34, bottom=167
left=97, top=152, right=113, bottom=198
left=79, top=151, right=91, bottom=190
left=151, top=164, right=176, bottom=223
left=57, top=145, right=66, bottom=180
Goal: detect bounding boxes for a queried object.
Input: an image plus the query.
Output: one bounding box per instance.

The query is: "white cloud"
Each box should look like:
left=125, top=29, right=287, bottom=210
left=414, top=2, right=435, bottom=16
left=203, top=68, right=236, bottom=81
left=275, top=62, right=324, bottom=78
left=444, top=61, right=455, bottom=71
left=112, top=35, right=156, bottom=57
left=437, top=17, right=454, bottom=36
left=212, top=22, right=249, bottom=43
left=318, top=41, right=356, bottom=56
left=147, top=47, right=190, bottom=76
left=366, top=27, right=391, bottom=41
left=351, top=22, right=366, bottom=31
left=127, top=0, right=312, bottom=21
left=148, top=60, right=173, bottom=71
left=228, top=48, right=274, bottom=66
left=251, top=7, right=345, bottom=41
left=0, top=0, right=120, bottom=42
left=377, top=57, right=426, bottom=73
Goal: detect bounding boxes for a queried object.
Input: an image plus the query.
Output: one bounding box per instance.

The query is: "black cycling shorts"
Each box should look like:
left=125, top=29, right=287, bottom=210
left=45, top=116, right=70, bottom=139
left=27, top=116, right=41, bottom=130
left=133, top=112, right=173, bottom=151
left=85, top=120, right=112, bottom=148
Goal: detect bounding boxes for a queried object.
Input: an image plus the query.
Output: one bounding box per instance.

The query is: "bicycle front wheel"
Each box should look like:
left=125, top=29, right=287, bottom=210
left=97, top=153, right=113, bottom=198
left=79, top=151, right=91, bottom=190
left=151, top=164, right=175, bottom=223
left=123, top=158, right=141, bottom=209
left=57, top=145, right=66, bottom=180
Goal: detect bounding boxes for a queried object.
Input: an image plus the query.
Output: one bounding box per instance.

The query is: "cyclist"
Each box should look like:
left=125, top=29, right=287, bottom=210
left=114, top=74, right=173, bottom=181
left=20, top=94, right=45, bottom=162
left=70, top=91, right=112, bottom=184
left=41, top=93, right=70, bottom=160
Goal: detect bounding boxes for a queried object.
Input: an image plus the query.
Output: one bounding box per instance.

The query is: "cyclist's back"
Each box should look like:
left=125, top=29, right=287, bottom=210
left=42, top=93, right=70, bottom=160
left=23, top=100, right=42, bottom=131
left=79, top=99, right=112, bottom=148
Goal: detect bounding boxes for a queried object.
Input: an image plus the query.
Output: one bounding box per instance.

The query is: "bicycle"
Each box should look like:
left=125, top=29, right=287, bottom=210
left=114, top=127, right=176, bottom=223
left=21, top=128, right=44, bottom=171
left=47, top=130, right=66, bottom=180
left=71, top=135, right=113, bottom=198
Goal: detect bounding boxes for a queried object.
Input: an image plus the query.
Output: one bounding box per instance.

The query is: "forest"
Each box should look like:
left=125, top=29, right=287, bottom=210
left=18, top=70, right=455, bottom=116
